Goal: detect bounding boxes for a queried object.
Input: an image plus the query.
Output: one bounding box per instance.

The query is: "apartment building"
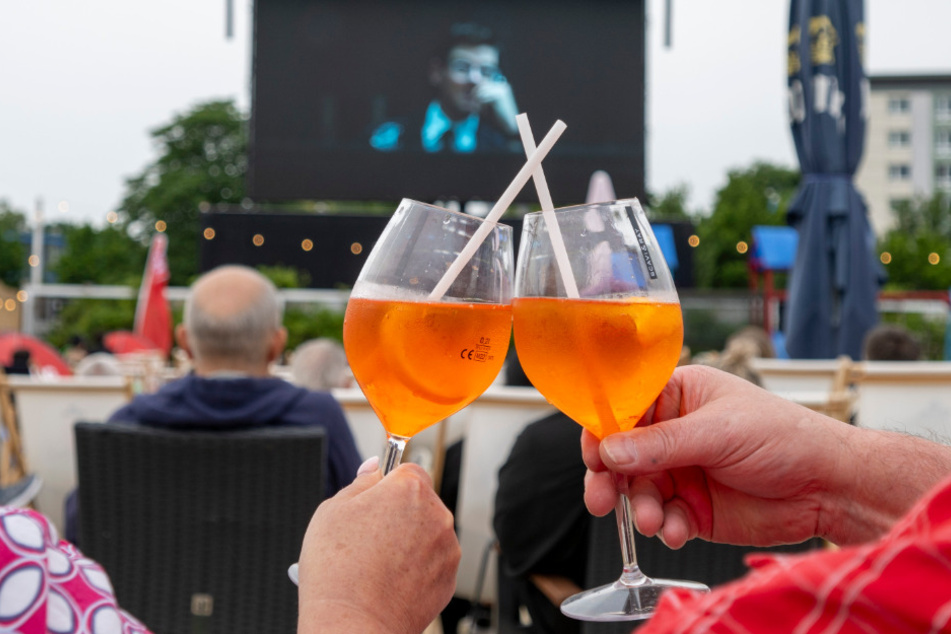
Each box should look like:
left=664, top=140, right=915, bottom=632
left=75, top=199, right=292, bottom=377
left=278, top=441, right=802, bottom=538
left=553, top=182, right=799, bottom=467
left=854, top=74, right=951, bottom=236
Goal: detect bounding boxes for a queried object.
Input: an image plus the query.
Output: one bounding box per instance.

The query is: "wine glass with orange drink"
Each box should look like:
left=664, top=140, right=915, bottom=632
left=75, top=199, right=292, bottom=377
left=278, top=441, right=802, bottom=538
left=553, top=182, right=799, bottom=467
left=343, top=199, right=514, bottom=474
left=512, top=198, right=709, bottom=621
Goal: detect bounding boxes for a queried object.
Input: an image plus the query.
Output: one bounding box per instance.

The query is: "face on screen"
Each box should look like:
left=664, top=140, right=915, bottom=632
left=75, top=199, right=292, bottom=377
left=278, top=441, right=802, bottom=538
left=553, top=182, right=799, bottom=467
left=431, top=44, right=502, bottom=118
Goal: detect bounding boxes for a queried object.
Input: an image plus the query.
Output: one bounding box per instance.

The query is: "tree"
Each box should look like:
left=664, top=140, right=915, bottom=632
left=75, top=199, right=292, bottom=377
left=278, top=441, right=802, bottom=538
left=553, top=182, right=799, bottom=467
left=0, top=200, right=28, bottom=287
left=45, top=299, right=137, bottom=350
left=52, top=223, right=147, bottom=285
left=647, top=184, right=692, bottom=221
left=878, top=193, right=951, bottom=291
left=118, top=100, right=248, bottom=285
left=693, top=162, right=801, bottom=288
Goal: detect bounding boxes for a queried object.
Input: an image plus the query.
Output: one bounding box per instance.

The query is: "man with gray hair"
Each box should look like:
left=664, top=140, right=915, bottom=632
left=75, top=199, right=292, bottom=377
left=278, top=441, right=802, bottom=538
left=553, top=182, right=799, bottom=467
left=109, top=265, right=361, bottom=493
left=66, top=266, right=363, bottom=542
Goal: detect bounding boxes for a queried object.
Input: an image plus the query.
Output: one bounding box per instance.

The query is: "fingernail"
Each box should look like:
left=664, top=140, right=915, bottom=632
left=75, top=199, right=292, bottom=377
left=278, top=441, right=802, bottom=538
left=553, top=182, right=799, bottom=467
left=357, top=456, right=380, bottom=476
left=603, top=437, right=637, bottom=466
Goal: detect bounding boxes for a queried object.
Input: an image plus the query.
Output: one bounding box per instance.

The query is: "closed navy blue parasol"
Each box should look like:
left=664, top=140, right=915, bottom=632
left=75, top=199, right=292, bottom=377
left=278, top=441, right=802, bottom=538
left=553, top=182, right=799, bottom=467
left=783, top=0, right=880, bottom=359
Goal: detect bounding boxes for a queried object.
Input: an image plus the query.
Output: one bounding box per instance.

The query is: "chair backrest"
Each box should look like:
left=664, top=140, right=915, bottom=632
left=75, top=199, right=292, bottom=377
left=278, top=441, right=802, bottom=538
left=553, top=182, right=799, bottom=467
left=851, top=361, right=951, bottom=442
left=75, top=422, right=326, bottom=634
left=750, top=356, right=856, bottom=423
left=331, top=386, right=389, bottom=461
left=454, top=386, right=557, bottom=604
left=6, top=375, right=133, bottom=531
left=750, top=357, right=847, bottom=393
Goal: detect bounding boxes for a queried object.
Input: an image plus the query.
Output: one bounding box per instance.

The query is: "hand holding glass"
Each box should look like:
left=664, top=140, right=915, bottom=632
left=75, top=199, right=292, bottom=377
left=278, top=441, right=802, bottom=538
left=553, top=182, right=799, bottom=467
left=512, top=199, right=709, bottom=621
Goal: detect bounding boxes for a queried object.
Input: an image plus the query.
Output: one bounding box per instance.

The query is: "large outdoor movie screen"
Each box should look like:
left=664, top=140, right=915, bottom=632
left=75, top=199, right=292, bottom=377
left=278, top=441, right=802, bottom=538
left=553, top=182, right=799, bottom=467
left=249, top=0, right=645, bottom=205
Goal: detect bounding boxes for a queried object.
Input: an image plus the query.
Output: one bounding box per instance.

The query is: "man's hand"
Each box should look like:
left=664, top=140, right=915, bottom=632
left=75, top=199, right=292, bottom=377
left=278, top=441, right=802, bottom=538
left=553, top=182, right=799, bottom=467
left=298, top=462, right=460, bottom=634
left=583, top=365, right=951, bottom=549
left=475, top=78, right=518, bottom=136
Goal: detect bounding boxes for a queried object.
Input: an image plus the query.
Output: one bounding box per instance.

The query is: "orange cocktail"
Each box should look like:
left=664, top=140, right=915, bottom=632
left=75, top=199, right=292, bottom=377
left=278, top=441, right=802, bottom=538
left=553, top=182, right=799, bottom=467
left=344, top=297, right=512, bottom=437
left=512, top=296, right=683, bottom=439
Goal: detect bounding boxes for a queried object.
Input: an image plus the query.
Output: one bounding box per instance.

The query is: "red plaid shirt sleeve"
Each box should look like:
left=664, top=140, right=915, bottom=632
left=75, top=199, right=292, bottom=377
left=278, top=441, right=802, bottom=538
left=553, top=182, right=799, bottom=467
left=640, top=474, right=951, bottom=634
left=0, top=507, right=152, bottom=634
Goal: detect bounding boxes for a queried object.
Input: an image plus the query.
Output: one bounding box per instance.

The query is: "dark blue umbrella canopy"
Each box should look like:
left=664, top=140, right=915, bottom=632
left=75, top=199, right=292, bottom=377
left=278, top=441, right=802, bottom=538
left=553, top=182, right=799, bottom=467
left=783, top=0, right=880, bottom=360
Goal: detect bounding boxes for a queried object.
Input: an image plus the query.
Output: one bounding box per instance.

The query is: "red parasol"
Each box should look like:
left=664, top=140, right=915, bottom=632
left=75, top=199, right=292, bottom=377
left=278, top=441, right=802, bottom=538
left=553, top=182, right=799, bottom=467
left=103, top=330, right=163, bottom=355
left=0, top=333, right=72, bottom=376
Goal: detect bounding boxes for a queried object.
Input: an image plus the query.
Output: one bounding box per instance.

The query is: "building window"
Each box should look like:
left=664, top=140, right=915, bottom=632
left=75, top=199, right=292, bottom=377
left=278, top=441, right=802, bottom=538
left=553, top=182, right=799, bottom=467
left=888, top=96, right=911, bottom=114
left=888, top=130, right=911, bottom=147
left=937, top=164, right=951, bottom=189
left=937, top=130, right=951, bottom=155
left=936, top=94, right=951, bottom=121
left=889, top=164, right=911, bottom=180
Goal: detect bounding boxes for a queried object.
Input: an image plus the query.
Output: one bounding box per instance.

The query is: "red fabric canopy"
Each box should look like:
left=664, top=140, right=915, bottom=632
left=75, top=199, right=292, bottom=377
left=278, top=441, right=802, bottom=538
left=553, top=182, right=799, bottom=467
left=0, top=333, right=72, bottom=376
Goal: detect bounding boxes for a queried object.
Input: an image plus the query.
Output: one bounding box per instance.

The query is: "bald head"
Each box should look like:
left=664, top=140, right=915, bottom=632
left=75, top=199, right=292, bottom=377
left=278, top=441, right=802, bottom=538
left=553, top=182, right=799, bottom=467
left=178, top=266, right=286, bottom=375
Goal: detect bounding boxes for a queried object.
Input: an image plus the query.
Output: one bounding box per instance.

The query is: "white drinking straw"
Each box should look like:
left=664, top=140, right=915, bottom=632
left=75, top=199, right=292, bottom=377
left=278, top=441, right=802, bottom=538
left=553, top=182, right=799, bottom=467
left=516, top=114, right=580, bottom=299
left=429, top=119, right=568, bottom=300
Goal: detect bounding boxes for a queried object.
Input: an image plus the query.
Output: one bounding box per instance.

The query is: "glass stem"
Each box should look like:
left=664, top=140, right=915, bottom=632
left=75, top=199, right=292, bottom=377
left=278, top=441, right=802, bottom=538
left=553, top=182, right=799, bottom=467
left=614, top=471, right=648, bottom=586
left=380, top=434, right=409, bottom=475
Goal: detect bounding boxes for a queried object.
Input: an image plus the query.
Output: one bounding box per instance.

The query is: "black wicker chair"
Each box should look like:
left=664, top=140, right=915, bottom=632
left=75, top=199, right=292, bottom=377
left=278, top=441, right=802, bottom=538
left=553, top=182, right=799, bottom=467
left=74, top=422, right=326, bottom=634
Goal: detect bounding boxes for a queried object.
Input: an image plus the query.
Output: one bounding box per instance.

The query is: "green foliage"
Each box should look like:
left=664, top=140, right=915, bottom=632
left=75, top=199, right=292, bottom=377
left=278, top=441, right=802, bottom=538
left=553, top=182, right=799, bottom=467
left=647, top=184, right=692, bottom=220
left=247, top=264, right=340, bottom=350
left=283, top=306, right=346, bottom=351
left=0, top=201, right=27, bottom=287
left=878, top=194, right=951, bottom=291
left=52, top=223, right=147, bottom=285
left=258, top=265, right=311, bottom=289
left=693, top=162, right=800, bottom=288
left=683, top=308, right=745, bottom=355
left=45, top=299, right=137, bottom=349
left=118, top=100, right=247, bottom=285
left=891, top=192, right=951, bottom=236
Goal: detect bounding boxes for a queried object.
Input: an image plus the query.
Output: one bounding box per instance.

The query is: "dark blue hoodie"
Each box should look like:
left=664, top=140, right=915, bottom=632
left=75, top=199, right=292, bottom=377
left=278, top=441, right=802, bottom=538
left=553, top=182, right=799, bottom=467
left=108, top=374, right=363, bottom=498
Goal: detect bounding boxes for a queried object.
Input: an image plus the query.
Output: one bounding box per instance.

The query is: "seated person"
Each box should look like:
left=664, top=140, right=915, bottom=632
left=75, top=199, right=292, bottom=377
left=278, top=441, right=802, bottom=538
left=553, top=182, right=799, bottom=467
left=3, top=348, right=32, bottom=375
left=291, top=338, right=352, bottom=391
left=109, top=265, right=362, bottom=495
left=370, top=22, right=519, bottom=154
left=74, top=351, right=123, bottom=376
left=494, top=412, right=588, bottom=634
left=63, top=334, right=90, bottom=369
left=862, top=323, right=922, bottom=361
left=0, top=505, right=152, bottom=633
left=67, top=266, right=362, bottom=541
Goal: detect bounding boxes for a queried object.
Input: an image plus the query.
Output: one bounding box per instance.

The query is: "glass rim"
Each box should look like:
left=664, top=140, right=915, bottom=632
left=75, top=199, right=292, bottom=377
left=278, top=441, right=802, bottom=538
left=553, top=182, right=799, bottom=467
left=520, top=197, right=644, bottom=221
left=397, top=198, right=513, bottom=236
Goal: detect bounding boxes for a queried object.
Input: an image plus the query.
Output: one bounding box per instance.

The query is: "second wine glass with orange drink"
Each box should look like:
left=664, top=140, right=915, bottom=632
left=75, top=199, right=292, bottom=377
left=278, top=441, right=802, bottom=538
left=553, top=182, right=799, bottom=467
left=512, top=198, right=709, bottom=621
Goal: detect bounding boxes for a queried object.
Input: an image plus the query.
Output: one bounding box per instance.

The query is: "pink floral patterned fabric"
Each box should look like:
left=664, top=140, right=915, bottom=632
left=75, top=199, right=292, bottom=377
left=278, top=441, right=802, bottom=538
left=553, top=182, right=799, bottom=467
left=641, top=474, right=951, bottom=633
left=0, top=507, right=151, bottom=634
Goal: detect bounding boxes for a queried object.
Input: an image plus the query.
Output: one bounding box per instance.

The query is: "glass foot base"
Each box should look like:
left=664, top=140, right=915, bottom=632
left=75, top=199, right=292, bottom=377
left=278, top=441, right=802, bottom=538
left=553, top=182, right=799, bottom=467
left=560, top=577, right=710, bottom=622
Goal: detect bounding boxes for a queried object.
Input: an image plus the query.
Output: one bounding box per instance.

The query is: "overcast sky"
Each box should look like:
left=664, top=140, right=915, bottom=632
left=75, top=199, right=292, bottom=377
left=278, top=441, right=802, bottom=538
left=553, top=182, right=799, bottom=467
left=1, top=0, right=949, bottom=226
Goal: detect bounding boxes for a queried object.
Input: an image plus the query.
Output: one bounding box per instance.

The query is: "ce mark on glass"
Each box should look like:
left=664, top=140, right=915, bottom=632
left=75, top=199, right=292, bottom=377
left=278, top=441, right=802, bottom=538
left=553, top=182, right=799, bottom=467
left=460, top=337, right=492, bottom=363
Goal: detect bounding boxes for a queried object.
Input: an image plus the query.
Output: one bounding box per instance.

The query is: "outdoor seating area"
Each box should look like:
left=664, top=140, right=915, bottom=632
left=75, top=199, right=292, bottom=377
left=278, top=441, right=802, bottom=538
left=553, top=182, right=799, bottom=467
left=3, top=348, right=951, bottom=632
